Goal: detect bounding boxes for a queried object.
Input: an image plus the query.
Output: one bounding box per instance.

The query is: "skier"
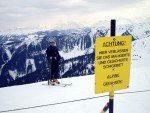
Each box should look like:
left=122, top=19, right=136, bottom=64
left=46, top=39, right=61, bottom=85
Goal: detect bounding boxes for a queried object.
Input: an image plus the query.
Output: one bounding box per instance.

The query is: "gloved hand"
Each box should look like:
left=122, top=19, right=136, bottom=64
left=54, top=57, right=57, bottom=60
left=50, top=57, right=52, bottom=60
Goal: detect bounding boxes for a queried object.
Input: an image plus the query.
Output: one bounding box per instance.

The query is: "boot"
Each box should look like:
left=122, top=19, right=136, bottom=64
left=54, top=79, right=60, bottom=84
left=48, top=80, right=55, bottom=85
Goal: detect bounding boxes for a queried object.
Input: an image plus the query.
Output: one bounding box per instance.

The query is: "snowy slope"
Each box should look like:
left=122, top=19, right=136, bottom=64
left=0, top=67, right=150, bottom=113
left=131, top=37, right=150, bottom=68
left=0, top=38, right=150, bottom=113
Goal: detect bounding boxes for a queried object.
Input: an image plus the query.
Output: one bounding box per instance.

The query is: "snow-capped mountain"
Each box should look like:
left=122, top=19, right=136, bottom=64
left=0, top=29, right=94, bottom=87
left=0, top=18, right=150, bottom=87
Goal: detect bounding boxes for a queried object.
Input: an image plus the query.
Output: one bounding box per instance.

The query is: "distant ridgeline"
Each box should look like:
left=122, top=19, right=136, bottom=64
left=7, top=53, right=95, bottom=87
left=0, top=28, right=136, bottom=88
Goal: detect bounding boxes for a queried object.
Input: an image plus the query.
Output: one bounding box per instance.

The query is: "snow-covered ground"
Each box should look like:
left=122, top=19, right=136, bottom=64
left=0, top=67, right=150, bottom=113
left=0, top=38, right=150, bottom=113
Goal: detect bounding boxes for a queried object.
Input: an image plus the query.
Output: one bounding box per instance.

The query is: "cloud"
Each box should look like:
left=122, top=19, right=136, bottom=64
left=0, top=0, right=149, bottom=31
left=84, top=0, right=142, bottom=5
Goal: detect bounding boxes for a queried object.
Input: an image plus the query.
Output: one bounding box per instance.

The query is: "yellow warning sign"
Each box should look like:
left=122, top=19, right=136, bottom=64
left=95, top=36, right=132, bottom=94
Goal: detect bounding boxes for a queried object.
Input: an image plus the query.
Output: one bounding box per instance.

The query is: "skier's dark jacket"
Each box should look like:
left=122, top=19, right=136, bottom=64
left=46, top=46, right=61, bottom=61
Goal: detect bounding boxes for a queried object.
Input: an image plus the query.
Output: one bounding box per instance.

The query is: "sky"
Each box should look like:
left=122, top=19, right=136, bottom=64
left=0, top=0, right=150, bottom=31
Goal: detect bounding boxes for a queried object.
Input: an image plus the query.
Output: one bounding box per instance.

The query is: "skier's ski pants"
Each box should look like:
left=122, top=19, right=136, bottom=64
left=48, top=60, right=59, bottom=80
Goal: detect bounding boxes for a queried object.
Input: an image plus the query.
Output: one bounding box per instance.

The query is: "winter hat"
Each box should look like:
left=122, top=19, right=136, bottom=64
left=49, top=39, right=55, bottom=43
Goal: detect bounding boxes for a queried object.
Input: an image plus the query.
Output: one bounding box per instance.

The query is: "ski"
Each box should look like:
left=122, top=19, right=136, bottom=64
left=60, top=83, right=72, bottom=86
left=42, top=84, right=66, bottom=87
left=55, top=83, right=68, bottom=87
left=42, top=83, right=72, bottom=87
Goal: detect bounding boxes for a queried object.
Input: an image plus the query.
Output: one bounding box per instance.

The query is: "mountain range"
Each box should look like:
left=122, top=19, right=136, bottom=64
left=0, top=19, right=150, bottom=87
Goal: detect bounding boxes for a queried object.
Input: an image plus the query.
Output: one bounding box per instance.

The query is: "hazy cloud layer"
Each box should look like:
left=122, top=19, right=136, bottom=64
left=0, top=0, right=150, bottom=31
